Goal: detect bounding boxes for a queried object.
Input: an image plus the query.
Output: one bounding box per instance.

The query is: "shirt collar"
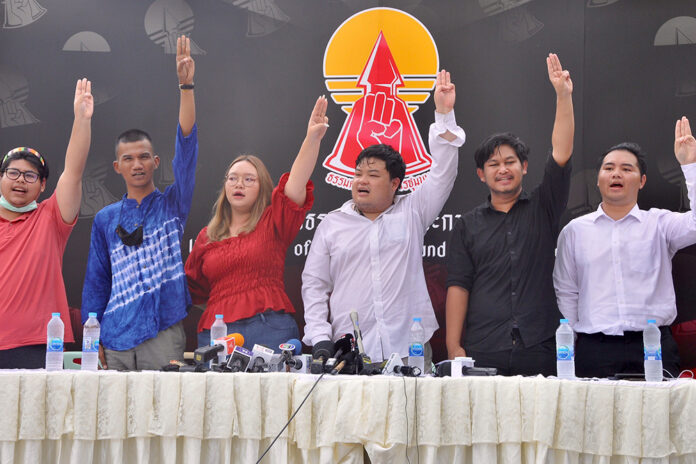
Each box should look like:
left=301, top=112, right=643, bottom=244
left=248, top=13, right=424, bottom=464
left=341, top=195, right=403, bottom=217
left=593, top=202, right=642, bottom=223
left=485, top=190, right=530, bottom=211
left=120, top=189, right=161, bottom=208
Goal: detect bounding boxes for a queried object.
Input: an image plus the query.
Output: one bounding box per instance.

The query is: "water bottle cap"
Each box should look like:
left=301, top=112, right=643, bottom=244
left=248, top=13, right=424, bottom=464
left=215, top=314, right=224, bottom=319
left=51, top=312, right=60, bottom=317
left=647, top=319, right=656, bottom=324
left=413, top=317, right=421, bottom=322
left=560, top=319, right=569, bottom=323
left=88, top=312, right=97, bottom=318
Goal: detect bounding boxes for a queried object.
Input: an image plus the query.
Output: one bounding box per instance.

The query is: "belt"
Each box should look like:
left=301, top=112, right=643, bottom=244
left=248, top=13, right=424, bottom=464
left=578, top=326, right=670, bottom=342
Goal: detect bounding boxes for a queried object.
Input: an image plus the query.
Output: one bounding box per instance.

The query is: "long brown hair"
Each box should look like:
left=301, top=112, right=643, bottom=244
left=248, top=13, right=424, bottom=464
left=206, top=155, right=273, bottom=241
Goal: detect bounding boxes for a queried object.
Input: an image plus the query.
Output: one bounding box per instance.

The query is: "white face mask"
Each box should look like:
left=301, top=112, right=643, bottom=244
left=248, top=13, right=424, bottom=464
left=0, top=195, right=37, bottom=213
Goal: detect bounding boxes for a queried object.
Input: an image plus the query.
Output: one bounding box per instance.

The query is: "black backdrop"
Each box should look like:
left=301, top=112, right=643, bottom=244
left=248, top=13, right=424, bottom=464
left=2, top=0, right=695, bottom=360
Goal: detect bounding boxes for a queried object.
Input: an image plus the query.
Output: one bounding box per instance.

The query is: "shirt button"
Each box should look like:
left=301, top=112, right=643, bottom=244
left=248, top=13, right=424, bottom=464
left=507, top=231, right=512, bottom=236
left=510, top=250, right=515, bottom=255
left=512, top=291, right=516, bottom=296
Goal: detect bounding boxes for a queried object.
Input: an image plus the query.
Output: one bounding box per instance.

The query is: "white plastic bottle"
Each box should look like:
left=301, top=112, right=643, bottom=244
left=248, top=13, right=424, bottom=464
left=81, top=312, right=100, bottom=371
left=556, top=319, right=575, bottom=379
left=643, top=319, right=663, bottom=382
left=210, top=314, right=227, bottom=365
left=45, top=313, right=64, bottom=371
left=407, top=317, right=425, bottom=375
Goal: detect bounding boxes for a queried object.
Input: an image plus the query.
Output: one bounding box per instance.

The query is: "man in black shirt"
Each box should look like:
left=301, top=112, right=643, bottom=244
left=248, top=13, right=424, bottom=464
left=446, top=54, right=574, bottom=376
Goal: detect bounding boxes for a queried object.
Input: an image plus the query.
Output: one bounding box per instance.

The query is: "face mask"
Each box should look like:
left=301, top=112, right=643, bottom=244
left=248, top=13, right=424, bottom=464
left=115, top=224, right=144, bottom=247
left=0, top=195, right=37, bottom=213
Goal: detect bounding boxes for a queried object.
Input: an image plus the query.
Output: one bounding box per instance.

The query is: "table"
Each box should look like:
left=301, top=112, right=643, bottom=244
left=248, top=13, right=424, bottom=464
left=0, top=370, right=694, bottom=463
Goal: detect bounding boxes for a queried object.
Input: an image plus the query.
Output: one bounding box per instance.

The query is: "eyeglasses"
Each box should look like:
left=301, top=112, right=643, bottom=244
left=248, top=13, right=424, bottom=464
left=2, top=168, right=40, bottom=183
left=226, top=175, right=257, bottom=187
left=3, top=147, right=45, bottom=166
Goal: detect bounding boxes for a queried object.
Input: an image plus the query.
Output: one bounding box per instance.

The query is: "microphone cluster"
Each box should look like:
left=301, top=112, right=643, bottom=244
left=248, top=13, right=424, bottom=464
left=162, top=311, right=496, bottom=377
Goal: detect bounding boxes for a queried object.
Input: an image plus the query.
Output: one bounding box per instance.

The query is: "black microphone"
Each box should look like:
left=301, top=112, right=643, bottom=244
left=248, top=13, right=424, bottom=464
left=311, top=340, right=334, bottom=374
left=193, top=344, right=223, bottom=364
left=325, top=334, right=354, bottom=372
left=393, top=365, right=421, bottom=377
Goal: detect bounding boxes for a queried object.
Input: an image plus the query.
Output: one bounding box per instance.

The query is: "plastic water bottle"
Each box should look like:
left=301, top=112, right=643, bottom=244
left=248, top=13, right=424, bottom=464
left=81, top=312, right=100, bottom=371
left=45, top=313, right=64, bottom=371
left=643, top=319, right=663, bottom=382
left=556, top=319, right=575, bottom=379
left=210, top=314, right=227, bottom=365
left=408, top=317, right=425, bottom=376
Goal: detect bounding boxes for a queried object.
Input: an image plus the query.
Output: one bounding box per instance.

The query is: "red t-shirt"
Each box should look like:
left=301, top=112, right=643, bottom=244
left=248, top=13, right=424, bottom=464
left=185, top=173, right=313, bottom=332
left=0, top=193, right=76, bottom=350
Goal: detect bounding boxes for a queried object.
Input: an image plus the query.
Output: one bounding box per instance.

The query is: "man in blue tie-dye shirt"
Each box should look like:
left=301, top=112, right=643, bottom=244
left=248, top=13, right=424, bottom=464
left=82, top=36, right=198, bottom=370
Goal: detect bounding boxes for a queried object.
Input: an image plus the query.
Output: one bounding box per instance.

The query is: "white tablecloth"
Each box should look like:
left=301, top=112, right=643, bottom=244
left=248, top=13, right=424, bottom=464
left=0, top=370, right=694, bottom=463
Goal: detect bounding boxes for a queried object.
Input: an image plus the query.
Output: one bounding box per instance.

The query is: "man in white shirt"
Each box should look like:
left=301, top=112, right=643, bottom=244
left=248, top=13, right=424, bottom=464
left=302, top=70, right=465, bottom=367
left=553, top=117, right=696, bottom=378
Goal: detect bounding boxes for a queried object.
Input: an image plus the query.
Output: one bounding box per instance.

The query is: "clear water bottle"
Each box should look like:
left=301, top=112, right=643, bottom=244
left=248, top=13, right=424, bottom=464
left=408, top=317, right=425, bottom=376
left=556, top=319, right=575, bottom=379
left=45, top=313, right=64, bottom=371
left=643, top=319, right=663, bottom=382
left=81, top=312, right=100, bottom=371
left=210, top=314, right=227, bottom=365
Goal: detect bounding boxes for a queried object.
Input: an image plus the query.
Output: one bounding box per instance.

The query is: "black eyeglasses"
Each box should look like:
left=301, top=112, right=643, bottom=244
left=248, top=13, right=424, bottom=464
left=3, top=168, right=40, bottom=183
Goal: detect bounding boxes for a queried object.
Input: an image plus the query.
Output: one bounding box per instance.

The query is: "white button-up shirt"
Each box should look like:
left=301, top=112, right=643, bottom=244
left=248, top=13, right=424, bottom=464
left=553, top=163, right=696, bottom=335
left=302, top=111, right=465, bottom=361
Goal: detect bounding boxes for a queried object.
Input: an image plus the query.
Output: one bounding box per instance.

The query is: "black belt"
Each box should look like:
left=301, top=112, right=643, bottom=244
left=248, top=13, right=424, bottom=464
left=578, top=326, right=670, bottom=342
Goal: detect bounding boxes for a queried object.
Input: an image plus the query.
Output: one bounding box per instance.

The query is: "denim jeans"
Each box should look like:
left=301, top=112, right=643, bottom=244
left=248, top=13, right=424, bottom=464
left=198, top=311, right=300, bottom=353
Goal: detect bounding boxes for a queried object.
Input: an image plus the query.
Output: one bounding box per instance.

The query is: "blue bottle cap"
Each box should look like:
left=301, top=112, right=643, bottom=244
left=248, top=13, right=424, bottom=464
left=51, top=312, right=60, bottom=317
left=560, top=318, right=569, bottom=323
left=647, top=319, right=656, bottom=324
left=413, top=317, right=421, bottom=322
left=215, top=314, right=224, bottom=319
left=88, top=312, right=97, bottom=318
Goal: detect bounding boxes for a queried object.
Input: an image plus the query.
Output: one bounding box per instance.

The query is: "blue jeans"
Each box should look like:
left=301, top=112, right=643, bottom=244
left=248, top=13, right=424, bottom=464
left=198, top=311, right=300, bottom=353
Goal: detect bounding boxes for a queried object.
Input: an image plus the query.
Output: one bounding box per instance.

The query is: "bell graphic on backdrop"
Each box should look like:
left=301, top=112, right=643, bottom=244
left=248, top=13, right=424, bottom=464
left=2, top=0, right=46, bottom=29
left=322, top=8, right=439, bottom=191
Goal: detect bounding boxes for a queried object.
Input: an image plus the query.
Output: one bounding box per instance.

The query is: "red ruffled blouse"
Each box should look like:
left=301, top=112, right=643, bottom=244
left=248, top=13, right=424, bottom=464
left=185, top=173, right=313, bottom=332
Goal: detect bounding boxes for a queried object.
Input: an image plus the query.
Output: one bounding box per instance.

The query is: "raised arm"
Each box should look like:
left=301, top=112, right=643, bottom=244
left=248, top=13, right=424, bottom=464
left=56, top=78, right=93, bottom=223
left=546, top=53, right=574, bottom=167
left=434, top=70, right=457, bottom=142
left=675, top=116, right=696, bottom=166
left=177, top=35, right=196, bottom=136
left=285, top=96, right=329, bottom=206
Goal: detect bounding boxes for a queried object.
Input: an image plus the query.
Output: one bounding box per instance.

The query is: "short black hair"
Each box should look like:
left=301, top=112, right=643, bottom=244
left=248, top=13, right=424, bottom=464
left=474, top=132, right=530, bottom=169
left=597, top=142, right=647, bottom=176
left=355, top=144, right=406, bottom=191
left=1, top=149, right=49, bottom=180
left=115, top=129, right=153, bottom=157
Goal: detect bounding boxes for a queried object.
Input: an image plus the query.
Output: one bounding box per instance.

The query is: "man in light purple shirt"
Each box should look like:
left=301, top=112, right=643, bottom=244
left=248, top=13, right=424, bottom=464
left=553, top=117, right=696, bottom=378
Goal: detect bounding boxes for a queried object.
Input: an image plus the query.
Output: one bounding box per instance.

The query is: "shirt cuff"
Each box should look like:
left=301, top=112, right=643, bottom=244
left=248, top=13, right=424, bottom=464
left=432, top=110, right=466, bottom=146
left=681, top=162, right=696, bottom=179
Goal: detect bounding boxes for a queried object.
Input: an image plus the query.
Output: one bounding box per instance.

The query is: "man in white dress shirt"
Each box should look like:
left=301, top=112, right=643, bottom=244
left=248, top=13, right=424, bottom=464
left=301, top=70, right=465, bottom=368
left=553, top=117, right=696, bottom=378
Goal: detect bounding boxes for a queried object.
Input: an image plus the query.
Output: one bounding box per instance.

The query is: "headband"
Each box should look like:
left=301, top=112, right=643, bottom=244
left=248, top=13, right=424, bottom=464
left=3, top=147, right=45, bottom=167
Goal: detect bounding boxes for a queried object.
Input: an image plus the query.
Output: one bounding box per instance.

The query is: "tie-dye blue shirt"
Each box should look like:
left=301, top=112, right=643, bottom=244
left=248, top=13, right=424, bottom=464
left=82, top=124, right=198, bottom=351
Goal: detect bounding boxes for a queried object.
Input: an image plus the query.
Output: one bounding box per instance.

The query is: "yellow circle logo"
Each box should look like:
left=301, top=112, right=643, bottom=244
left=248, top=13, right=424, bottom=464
left=322, top=8, right=439, bottom=189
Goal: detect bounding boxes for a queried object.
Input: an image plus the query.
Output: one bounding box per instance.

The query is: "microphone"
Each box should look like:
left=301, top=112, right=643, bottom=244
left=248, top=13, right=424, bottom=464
left=350, top=311, right=371, bottom=364
left=330, top=360, right=346, bottom=375
left=279, top=339, right=303, bottom=370
left=194, top=344, right=223, bottom=364
left=392, top=365, right=421, bottom=377
left=324, top=334, right=354, bottom=372
left=311, top=340, right=334, bottom=374
left=249, top=344, right=275, bottom=373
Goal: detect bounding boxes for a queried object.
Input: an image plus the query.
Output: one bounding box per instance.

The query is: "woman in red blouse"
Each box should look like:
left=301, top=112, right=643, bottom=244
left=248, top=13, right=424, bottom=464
left=185, top=97, right=328, bottom=351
